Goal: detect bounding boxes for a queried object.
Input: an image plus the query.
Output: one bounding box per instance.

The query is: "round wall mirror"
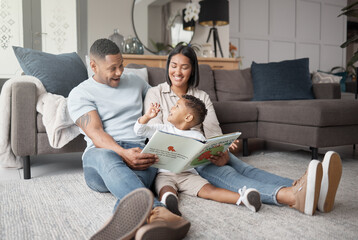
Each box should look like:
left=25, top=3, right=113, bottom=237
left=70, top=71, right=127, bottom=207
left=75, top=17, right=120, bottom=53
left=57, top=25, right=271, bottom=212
left=132, top=0, right=195, bottom=55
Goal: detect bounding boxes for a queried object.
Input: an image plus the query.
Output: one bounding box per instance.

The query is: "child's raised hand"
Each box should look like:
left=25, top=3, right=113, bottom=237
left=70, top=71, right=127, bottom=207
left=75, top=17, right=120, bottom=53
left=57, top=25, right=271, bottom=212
left=145, top=103, right=161, bottom=119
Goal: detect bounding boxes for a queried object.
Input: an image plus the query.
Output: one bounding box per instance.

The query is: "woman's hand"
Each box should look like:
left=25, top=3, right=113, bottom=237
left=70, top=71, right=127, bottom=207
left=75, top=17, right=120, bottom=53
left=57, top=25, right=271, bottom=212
left=209, top=150, right=230, bottom=166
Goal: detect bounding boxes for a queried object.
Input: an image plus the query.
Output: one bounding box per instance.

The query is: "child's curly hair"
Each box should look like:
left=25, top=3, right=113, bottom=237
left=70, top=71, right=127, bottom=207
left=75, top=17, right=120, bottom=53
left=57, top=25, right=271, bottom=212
left=182, top=94, right=208, bottom=125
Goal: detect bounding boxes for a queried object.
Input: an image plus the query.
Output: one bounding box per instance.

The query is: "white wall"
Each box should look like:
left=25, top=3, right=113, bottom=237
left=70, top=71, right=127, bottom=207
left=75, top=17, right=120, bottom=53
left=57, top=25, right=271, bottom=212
left=229, top=0, right=347, bottom=71
left=87, top=0, right=346, bottom=66
left=88, top=0, right=134, bottom=51
left=87, top=0, right=230, bottom=57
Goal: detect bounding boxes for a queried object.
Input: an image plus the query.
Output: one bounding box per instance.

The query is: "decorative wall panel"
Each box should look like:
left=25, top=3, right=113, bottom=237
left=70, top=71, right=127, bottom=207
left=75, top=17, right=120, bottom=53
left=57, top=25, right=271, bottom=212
left=241, top=39, right=269, bottom=66
left=240, top=0, right=269, bottom=36
left=270, top=41, right=295, bottom=62
left=322, top=4, right=345, bottom=45
left=321, top=45, right=344, bottom=70
left=229, top=0, right=347, bottom=71
left=41, top=0, right=77, bottom=54
left=0, top=0, right=23, bottom=78
left=297, top=1, right=321, bottom=42
left=297, top=43, right=320, bottom=71
left=229, top=0, right=240, bottom=34
left=270, top=0, right=296, bottom=39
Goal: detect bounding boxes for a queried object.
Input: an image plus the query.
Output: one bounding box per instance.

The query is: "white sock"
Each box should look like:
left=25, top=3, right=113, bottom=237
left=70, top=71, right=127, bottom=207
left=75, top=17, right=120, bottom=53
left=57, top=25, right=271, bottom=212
left=160, top=192, right=177, bottom=205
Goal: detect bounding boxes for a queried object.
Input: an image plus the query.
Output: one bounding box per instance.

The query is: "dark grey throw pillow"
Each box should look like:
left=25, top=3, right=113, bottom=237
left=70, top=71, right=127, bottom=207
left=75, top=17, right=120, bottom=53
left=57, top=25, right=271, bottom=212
left=214, top=68, right=253, bottom=101
left=251, top=58, right=314, bottom=101
left=13, top=46, right=88, bottom=97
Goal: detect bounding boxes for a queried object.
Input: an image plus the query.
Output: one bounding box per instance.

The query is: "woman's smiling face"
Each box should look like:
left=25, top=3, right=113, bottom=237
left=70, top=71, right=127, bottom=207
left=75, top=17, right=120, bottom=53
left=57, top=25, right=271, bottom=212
left=168, top=53, right=193, bottom=89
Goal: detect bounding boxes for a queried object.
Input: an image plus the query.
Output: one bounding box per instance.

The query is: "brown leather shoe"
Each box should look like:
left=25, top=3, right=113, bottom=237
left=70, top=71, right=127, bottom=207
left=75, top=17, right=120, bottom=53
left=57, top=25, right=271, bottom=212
left=135, top=207, right=190, bottom=240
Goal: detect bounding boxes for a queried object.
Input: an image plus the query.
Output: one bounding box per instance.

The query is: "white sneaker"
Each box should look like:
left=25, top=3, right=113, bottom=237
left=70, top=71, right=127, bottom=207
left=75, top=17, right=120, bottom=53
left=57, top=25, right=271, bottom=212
left=237, top=186, right=262, bottom=212
left=291, top=160, right=323, bottom=215
left=318, top=151, right=342, bottom=212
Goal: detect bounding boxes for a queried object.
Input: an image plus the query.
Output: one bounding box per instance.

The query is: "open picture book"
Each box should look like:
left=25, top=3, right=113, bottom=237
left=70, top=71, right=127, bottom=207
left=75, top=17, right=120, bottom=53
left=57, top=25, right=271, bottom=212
left=141, top=130, right=241, bottom=173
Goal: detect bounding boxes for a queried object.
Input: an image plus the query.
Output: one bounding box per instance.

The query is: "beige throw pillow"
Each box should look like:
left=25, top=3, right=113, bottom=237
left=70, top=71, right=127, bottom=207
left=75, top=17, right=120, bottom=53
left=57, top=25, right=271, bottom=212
left=312, top=71, right=342, bottom=84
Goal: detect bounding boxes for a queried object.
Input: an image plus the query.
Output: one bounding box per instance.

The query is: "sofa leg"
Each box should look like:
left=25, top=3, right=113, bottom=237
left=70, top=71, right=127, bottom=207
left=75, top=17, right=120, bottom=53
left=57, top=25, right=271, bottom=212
left=22, top=156, right=31, bottom=180
left=243, top=138, right=249, bottom=156
left=311, top=147, right=318, bottom=160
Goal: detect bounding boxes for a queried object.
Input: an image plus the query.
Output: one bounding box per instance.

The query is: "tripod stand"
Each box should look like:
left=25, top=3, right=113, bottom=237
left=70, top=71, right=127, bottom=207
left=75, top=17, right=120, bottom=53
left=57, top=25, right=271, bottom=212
left=206, top=26, right=223, bottom=58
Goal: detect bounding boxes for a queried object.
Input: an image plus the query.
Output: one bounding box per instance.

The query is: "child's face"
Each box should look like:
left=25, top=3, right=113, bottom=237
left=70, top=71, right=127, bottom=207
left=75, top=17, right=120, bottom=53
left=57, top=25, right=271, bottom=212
left=167, top=98, right=191, bottom=127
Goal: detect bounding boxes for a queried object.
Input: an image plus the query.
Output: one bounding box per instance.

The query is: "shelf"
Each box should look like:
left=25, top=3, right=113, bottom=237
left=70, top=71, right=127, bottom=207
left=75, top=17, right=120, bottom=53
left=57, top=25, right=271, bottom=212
left=122, top=54, right=241, bottom=70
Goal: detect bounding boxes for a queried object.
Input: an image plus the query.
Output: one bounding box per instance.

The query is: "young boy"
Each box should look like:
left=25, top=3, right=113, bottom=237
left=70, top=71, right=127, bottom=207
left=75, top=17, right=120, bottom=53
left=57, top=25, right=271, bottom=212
left=134, top=94, right=262, bottom=215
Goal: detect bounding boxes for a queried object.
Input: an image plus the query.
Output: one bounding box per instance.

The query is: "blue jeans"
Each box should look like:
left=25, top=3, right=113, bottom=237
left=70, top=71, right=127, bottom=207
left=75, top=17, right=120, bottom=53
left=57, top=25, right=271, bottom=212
left=196, top=153, right=294, bottom=205
left=82, top=141, right=164, bottom=210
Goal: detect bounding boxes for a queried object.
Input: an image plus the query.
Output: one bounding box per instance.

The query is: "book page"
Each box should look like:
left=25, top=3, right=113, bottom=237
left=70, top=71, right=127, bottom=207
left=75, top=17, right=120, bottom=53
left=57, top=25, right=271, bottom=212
left=141, top=131, right=204, bottom=173
left=183, top=132, right=242, bottom=170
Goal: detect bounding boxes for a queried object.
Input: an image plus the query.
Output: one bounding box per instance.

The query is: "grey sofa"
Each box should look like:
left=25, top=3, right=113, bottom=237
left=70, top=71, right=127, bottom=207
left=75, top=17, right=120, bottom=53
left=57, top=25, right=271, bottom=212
left=10, top=64, right=358, bottom=179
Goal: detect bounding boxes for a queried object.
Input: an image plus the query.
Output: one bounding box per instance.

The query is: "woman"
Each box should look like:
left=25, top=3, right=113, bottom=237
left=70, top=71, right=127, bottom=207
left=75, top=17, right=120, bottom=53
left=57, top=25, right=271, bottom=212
left=144, top=44, right=342, bottom=216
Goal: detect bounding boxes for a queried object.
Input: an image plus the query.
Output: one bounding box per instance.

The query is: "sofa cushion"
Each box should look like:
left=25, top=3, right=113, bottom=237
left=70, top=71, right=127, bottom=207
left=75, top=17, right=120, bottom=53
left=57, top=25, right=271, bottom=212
left=312, top=83, right=341, bottom=99
left=123, top=67, right=149, bottom=82
left=213, top=101, right=258, bottom=124
left=37, top=114, right=46, bottom=133
left=13, top=46, right=88, bottom=97
left=214, top=68, right=253, bottom=101
left=126, top=63, right=166, bottom=86
left=251, top=58, right=314, bottom=101
left=257, top=99, right=358, bottom=127
left=147, top=67, right=166, bottom=86
left=198, top=64, right=217, bottom=101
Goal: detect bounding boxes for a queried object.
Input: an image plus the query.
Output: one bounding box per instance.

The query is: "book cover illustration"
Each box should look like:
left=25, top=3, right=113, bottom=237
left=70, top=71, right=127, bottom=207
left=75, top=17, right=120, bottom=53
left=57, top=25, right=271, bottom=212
left=142, top=130, right=241, bottom=173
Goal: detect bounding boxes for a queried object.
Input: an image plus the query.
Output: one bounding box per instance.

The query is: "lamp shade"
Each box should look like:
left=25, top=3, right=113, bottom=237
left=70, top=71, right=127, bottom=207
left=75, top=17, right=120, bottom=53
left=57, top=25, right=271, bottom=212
left=182, top=9, right=195, bottom=31
left=199, top=0, right=229, bottom=27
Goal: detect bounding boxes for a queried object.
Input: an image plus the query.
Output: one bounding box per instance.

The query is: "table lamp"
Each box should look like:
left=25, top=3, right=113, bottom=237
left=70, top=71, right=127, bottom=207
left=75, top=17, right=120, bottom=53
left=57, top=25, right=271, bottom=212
left=183, top=9, right=195, bottom=31
left=198, top=0, right=229, bottom=57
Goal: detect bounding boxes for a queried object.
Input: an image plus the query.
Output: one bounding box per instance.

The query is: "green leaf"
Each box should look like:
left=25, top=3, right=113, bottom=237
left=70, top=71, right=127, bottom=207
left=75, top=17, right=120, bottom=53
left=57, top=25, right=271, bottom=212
left=347, top=51, right=358, bottom=67
left=340, top=35, right=358, bottom=48
left=338, top=9, right=358, bottom=17
left=342, top=1, right=358, bottom=11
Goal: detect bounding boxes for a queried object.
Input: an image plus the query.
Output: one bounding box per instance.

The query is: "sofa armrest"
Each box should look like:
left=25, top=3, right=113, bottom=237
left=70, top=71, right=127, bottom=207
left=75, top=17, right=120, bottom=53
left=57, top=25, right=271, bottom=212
left=312, top=83, right=341, bottom=99
left=11, top=82, right=37, bottom=156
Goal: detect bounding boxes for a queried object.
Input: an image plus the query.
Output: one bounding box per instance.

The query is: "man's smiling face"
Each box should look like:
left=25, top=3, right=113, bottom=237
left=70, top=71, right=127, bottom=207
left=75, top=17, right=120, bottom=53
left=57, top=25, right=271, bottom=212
left=91, top=53, right=124, bottom=88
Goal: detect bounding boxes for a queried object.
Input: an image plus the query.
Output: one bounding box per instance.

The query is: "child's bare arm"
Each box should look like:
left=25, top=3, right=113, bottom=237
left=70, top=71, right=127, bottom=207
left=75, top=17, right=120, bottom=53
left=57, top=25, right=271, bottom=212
left=139, top=103, right=161, bottom=124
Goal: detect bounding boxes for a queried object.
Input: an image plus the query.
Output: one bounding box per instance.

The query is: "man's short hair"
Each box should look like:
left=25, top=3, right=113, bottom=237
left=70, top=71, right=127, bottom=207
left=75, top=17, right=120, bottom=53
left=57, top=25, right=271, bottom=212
left=90, top=38, right=120, bottom=59
left=182, top=94, right=208, bottom=125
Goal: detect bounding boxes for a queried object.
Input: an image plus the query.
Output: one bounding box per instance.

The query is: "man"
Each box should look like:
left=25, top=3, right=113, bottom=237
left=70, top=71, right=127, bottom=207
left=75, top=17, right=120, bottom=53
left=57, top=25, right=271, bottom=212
left=67, top=38, right=190, bottom=240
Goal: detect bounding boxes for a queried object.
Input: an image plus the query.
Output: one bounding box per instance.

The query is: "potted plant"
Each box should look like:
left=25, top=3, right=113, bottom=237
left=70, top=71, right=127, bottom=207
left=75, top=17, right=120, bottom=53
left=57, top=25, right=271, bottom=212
left=338, top=1, right=358, bottom=98
left=339, top=1, right=358, bottom=78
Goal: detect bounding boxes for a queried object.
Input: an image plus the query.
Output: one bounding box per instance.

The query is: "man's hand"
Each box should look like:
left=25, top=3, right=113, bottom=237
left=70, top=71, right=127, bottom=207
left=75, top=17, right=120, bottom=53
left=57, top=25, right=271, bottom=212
left=121, top=147, right=159, bottom=170
left=209, top=150, right=230, bottom=166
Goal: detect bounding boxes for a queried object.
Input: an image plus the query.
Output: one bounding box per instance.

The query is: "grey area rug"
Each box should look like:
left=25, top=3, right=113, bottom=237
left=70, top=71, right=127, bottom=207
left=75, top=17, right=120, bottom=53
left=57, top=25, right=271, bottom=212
left=1, top=150, right=357, bottom=240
